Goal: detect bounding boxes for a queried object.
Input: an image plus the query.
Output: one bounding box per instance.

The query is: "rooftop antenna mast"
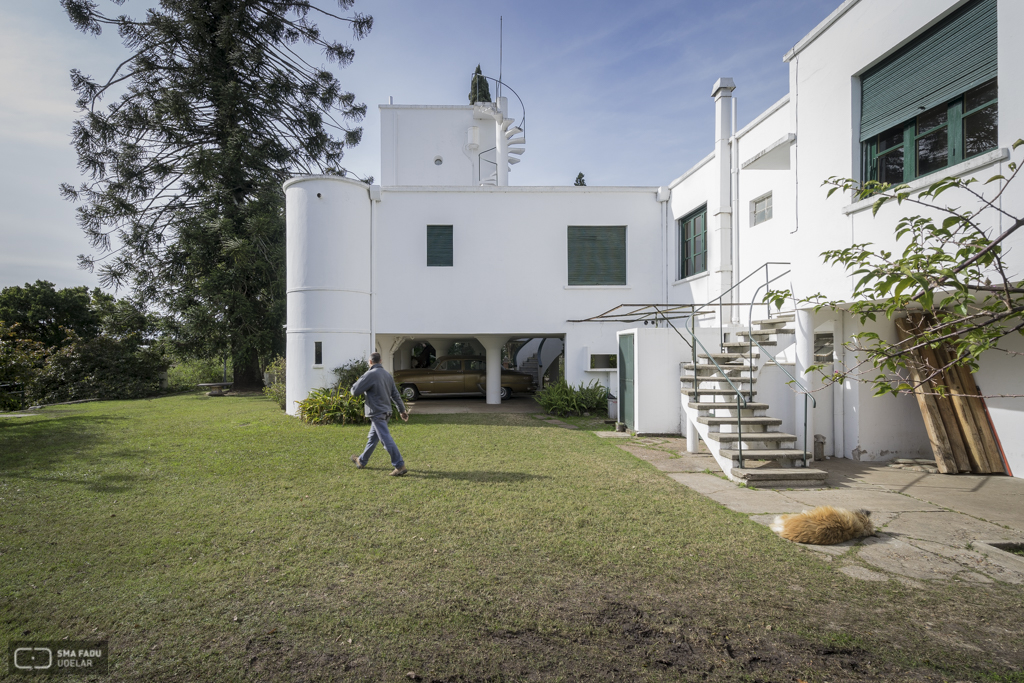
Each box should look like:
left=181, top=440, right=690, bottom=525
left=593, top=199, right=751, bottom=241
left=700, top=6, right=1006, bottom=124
left=498, top=16, right=503, bottom=101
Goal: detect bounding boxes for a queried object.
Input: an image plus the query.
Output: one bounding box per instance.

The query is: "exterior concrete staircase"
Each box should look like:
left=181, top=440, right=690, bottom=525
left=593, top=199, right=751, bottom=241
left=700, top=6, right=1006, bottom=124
left=681, top=312, right=828, bottom=488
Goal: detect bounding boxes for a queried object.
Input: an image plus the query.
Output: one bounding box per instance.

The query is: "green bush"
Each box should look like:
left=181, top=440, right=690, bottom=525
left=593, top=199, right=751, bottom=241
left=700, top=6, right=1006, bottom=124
left=166, top=358, right=228, bottom=392
left=332, top=358, right=369, bottom=390
left=295, top=386, right=367, bottom=425
left=533, top=379, right=608, bottom=417
left=30, top=333, right=168, bottom=404
left=262, top=356, right=286, bottom=409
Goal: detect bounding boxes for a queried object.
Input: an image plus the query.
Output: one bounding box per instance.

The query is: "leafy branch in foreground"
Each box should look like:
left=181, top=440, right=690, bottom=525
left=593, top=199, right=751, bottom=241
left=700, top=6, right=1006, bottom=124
left=767, top=138, right=1024, bottom=398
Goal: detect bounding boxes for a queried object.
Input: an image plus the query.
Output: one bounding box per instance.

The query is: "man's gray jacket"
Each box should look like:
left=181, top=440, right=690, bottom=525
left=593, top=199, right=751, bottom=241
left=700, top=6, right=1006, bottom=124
left=351, top=364, right=406, bottom=417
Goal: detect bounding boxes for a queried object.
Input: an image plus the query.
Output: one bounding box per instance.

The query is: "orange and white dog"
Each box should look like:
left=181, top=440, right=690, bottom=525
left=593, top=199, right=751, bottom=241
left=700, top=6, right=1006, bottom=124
left=770, top=506, right=875, bottom=545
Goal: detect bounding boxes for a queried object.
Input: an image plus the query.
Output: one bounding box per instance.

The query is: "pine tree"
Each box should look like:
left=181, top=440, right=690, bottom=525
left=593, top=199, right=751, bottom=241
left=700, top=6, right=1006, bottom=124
left=59, top=0, right=372, bottom=389
left=468, top=65, right=491, bottom=104
left=574, top=173, right=586, bottom=186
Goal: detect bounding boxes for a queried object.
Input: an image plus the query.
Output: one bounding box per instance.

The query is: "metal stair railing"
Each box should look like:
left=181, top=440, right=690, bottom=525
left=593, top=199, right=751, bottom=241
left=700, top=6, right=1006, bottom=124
left=746, top=273, right=815, bottom=468
left=652, top=262, right=792, bottom=469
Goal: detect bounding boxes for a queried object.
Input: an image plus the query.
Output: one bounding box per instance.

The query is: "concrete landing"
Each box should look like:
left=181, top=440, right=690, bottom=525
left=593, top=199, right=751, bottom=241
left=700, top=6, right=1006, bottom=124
left=609, top=435, right=1024, bottom=586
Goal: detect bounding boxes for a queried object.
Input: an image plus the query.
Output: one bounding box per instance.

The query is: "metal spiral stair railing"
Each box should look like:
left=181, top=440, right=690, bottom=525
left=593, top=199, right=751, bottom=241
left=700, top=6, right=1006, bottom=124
left=476, top=75, right=526, bottom=186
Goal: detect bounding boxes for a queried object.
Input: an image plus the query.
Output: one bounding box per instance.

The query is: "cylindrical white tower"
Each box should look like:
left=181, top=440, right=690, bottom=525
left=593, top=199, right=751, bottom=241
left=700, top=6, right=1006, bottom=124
left=284, top=176, right=372, bottom=415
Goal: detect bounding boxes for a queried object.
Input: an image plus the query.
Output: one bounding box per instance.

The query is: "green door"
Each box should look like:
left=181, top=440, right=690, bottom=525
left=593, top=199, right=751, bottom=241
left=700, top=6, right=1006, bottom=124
left=618, top=333, right=634, bottom=430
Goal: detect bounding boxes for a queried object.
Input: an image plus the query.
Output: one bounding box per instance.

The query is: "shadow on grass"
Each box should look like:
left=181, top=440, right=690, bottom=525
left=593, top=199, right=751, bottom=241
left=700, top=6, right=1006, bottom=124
left=409, top=470, right=551, bottom=484
left=0, top=414, right=140, bottom=490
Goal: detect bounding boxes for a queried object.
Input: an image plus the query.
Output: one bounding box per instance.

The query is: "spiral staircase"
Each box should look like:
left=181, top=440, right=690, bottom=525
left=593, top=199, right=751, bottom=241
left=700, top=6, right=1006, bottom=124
left=480, top=115, right=526, bottom=186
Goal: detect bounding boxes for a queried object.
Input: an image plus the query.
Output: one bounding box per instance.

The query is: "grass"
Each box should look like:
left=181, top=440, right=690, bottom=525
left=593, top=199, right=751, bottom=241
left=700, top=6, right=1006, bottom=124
left=2, top=394, right=1023, bottom=681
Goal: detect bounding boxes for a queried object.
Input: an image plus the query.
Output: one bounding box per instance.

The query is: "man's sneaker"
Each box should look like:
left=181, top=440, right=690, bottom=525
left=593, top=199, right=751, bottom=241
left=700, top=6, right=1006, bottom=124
left=351, top=455, right=365, bottom=469
left=390, top=466, right=408, bottom=477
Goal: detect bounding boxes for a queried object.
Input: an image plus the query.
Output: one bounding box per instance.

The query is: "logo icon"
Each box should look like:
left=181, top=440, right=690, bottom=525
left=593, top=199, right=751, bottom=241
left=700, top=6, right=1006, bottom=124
left=13, top=647, right=52, bottom=670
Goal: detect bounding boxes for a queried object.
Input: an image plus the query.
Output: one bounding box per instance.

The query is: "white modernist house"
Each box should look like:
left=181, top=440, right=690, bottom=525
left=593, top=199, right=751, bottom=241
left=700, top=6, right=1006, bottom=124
left=286, top=0, right=1024, bottom=481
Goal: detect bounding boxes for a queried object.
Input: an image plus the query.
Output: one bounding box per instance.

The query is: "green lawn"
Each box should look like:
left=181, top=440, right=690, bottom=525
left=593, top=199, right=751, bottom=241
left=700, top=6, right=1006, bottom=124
left=1, top=395, right=1022, bottom=682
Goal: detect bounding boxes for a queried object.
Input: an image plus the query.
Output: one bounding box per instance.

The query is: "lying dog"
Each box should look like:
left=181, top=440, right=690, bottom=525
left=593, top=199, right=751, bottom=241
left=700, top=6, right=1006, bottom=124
left=770, top=506, right=875, bottom=545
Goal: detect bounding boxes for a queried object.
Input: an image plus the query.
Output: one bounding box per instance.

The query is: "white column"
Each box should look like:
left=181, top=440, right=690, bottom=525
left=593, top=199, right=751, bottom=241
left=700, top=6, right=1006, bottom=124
left=476, top=335, right=508, bottom=404
left=495, top=97, right=509, bottom=187
left=686, top=417, right=699, bottom=453
left=398, top=340, right=413, bottom=371
left=710, top=78, right=736, bottom=306
left=832, top=312, right=845, bottom=459
left=794, top=308, right=815, bottom=459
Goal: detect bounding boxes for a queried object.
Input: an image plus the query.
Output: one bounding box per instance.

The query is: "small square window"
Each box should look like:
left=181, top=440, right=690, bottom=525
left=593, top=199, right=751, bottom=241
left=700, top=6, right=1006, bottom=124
left=751, top=194, right=773, bottom=226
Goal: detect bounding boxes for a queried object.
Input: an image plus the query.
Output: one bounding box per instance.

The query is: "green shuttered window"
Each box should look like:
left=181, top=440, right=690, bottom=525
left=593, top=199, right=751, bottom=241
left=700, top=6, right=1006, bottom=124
left=567, top=226, right=626, bottom=286
left=860, top=0, right=997, bottom=142
left=426, top=225, right=453, bottom=267
left=678, top=206, right=707, bottom=279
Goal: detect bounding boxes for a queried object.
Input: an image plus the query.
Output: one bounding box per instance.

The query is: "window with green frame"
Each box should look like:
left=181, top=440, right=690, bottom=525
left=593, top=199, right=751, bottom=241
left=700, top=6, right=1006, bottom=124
left=864, top=79, right=997, bottom=183
left=860, top=0, right=997, bottom=183
left=678, top=206, right=707, bottom=280
left=567, top=226, right=626, bottom=286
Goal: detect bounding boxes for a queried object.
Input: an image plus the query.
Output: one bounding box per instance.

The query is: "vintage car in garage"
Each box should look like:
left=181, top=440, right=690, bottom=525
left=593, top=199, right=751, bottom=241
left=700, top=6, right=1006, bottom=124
left=393, top=356, right=535, bottom=401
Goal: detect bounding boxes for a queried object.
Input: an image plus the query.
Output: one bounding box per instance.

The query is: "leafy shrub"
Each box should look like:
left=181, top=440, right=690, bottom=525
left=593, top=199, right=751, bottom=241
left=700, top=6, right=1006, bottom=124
left=332, top=358, right=369, bottom=390
left=534, top=379, right=608, bottom=417
left=30, top=333, right=168, bottom=404
left=0, top=322, right=46, bottom=411
left=166, top=358, right=228, bottom=392
left=262, top=356, right=286, bottom=409
left=295, top=386, right=367, bottom=425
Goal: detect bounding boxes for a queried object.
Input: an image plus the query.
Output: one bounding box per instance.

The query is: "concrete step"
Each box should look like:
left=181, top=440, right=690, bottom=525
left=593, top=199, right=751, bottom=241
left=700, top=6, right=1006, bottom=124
left=698, top=352, right=759, bottom=362
left=689, top=401, right=770, bottom=411
left=730, top=467, right=828, bottom=488
left=751, top=314, right=795, bottom=326
left=682, top=364, right=749, bottom=376
left=720, top=449, right=809, bottom=460
left=698, top=416, right=782, bottom=426
left=682, top=376, right=756, bottom=385
left=705, top=432, right=797, bottom=443
left=742, top=328, right=795, bottom=337
left=682, top=388, right=758, bottom=397
left=723, top=340, right=776, bottom=350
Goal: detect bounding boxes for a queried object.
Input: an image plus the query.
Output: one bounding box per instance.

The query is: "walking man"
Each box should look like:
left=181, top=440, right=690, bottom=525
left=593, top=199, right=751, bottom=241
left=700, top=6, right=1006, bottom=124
left=350, top=352, right=409, bottom=476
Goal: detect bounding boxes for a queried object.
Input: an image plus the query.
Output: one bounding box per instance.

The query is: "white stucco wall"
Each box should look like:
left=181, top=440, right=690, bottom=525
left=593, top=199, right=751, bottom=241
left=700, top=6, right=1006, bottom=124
left=380, top=105, right=499, bottom=187
left=668, top=153, right=715, bottom=306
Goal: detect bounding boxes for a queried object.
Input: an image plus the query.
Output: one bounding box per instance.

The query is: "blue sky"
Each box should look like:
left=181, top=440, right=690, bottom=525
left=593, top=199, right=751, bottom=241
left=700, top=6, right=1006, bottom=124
left=0, top=0, right=840, bottom=292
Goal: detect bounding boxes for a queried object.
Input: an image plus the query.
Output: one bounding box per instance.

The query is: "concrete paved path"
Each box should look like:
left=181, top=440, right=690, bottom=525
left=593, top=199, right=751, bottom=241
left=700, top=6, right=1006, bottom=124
left=604, top=434, right=1024, bottom=586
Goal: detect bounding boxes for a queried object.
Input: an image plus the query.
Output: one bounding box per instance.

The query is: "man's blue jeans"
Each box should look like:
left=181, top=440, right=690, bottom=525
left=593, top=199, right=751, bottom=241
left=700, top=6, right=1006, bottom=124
left=357, top=414, right=404, bottom=468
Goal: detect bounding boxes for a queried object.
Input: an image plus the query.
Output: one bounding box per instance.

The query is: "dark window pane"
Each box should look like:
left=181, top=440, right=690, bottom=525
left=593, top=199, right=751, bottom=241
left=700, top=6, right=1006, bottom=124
left=965, top=78, right=997, bottom=112
left=917, top=128, right=948, bottom=176
left=917, top=103, right=947, bottom=135
left=964, top=103, right=998, bottom=157
left=314, top=341, right=323, bottom=365
left=878, top=148, right=904, bottom=184
left=878, top=124, right=903, bottom=152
